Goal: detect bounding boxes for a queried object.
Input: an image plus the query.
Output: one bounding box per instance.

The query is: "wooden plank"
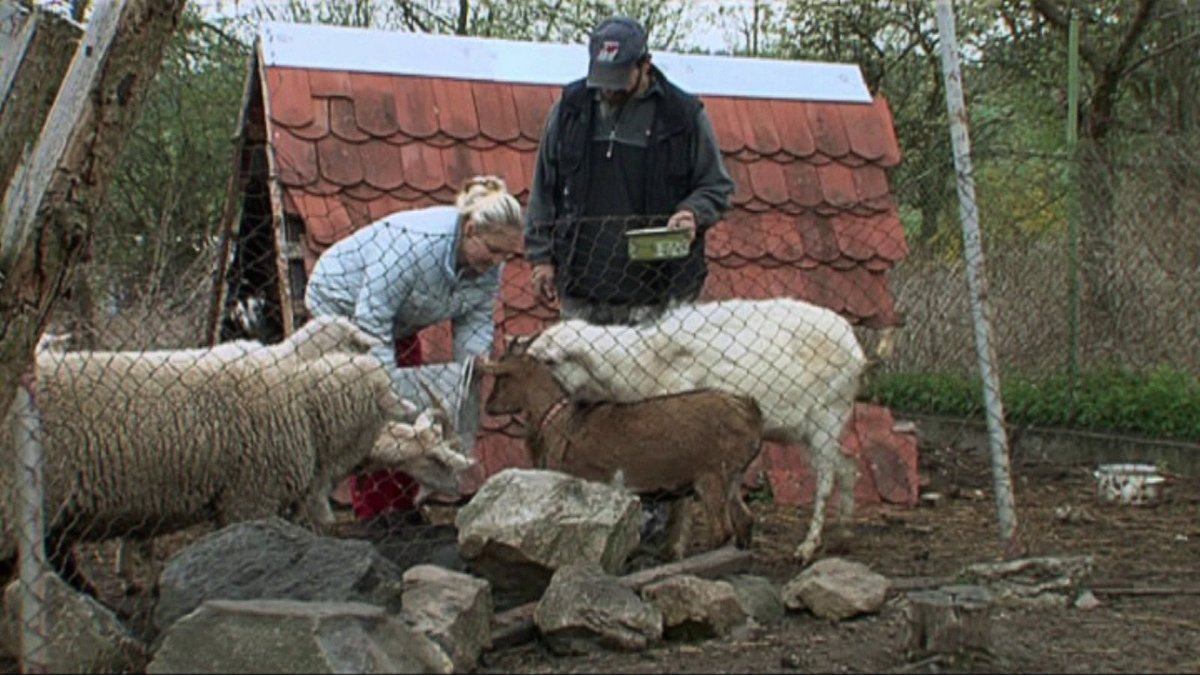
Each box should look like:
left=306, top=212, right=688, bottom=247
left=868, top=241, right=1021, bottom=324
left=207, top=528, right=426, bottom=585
left=1092, top=586, right=1200, bottom=596
left=0, top=0, right=125, bottom=277
left=0, top=2, right=37, bottom=107
left=489, top=546, right=754, bottom=651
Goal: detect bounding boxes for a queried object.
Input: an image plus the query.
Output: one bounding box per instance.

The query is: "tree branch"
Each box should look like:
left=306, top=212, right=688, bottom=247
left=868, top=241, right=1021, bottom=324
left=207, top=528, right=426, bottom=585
left=1120, top=29, right=1200, bottom=77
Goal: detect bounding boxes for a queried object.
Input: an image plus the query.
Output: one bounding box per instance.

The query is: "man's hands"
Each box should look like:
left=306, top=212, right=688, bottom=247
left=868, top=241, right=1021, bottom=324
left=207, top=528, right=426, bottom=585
left=666, top=209, right=697, bottom=242
left=531, top=263, right=558, bottom=304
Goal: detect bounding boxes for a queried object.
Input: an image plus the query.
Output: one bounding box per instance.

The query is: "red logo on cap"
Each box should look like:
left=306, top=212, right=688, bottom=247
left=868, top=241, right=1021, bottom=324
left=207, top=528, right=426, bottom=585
left=597, top=40, right=620, bottom=62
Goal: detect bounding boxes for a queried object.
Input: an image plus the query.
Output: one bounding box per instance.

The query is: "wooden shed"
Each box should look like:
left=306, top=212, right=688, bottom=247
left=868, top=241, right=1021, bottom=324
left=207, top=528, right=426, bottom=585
left=210, top=22, right=918, bottom=507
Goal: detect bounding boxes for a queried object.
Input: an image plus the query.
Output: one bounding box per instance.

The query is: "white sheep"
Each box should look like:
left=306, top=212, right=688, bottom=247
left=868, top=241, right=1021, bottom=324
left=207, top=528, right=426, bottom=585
left=525, top=297, right=867, bottom=563
left=1, top=344, right=471, bottom=595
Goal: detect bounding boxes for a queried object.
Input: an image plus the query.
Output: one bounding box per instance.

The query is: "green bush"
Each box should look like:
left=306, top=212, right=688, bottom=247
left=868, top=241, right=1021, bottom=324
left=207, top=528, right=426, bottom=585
left=864, top=366, right=1200, bottom=442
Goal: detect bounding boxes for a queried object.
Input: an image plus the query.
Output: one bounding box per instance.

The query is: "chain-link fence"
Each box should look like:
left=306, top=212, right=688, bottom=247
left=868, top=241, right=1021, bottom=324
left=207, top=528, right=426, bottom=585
left=4, top=3, right=1199, bottom=672
left=888, top=142, right=1200, bottom=380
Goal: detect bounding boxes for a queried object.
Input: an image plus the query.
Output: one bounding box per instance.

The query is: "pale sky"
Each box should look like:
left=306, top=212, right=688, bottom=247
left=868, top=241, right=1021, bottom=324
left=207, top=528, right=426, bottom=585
left=194, top=0, right=778, bottom=54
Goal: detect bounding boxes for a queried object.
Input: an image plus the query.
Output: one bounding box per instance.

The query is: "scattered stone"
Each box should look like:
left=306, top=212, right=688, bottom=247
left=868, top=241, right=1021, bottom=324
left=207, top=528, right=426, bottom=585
left=533, top=563, right=662, bottom=655
left=399, top=565, right=493, bottom=672
left=147, top=600, right=452, bottom=674
left=724, top=575, right=785, bottom=627
left=456, top=469, right=641, bottom=606
left=153, top=518, right=405, bottom=635
left=1074, top=590, right=1102, bottom=611
left=782, top=558, right=891, bottom=621
left=641, top=574, right=747, bottom=640
left=0, top=573, right=146, bottom=674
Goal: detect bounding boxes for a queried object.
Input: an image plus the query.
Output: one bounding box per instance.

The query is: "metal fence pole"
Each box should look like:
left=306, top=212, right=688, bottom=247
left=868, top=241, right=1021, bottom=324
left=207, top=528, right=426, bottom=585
left=933, top=0, right=1022, bottom=557
left=13, top=374, right=48, bottom=674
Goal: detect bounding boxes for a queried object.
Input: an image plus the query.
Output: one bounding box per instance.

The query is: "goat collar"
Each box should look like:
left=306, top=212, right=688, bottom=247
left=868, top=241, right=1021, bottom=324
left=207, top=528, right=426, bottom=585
left=536, top=396, right=571, bottom=435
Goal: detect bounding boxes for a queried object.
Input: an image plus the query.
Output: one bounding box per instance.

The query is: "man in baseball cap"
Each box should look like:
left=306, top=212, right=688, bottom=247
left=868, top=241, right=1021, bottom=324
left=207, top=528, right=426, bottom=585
left=524, top=14, right=734, bottom=323
left=586, top=16, right=649, bottom=92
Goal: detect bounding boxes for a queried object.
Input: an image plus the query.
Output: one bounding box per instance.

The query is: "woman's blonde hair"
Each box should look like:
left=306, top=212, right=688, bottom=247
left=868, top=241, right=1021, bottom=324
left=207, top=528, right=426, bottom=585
left=456, top=175, right=522, bottom=234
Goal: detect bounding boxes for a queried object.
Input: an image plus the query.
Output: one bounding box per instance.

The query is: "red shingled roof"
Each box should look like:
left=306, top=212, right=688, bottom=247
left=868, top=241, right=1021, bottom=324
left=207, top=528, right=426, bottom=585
left=252, top=45, right=913, bottom=507
left=264, top=65, right=906, bottom=331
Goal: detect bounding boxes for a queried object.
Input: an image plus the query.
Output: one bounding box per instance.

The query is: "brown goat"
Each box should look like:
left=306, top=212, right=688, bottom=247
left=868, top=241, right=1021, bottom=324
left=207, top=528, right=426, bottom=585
left=480, top=345, right=764, bottom=556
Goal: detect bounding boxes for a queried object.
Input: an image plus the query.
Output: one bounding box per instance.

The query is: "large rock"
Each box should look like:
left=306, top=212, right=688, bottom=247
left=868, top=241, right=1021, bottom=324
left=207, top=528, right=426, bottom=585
left=399, top=565, right=493, bottom=672
left=641, top=574, right=747, bottom=640
left=783, top=557, right=892, bottom=621
left=0, top=573, right=146, bottom=673
left=154, top=518, right=405, bottom=634
left=725, top=574, right=785, bottom=626
left=147, top=600, right=452, bottom=674
left=533, top=563, right=662, bottom=655
left=456, top=469, right=641, bottom=604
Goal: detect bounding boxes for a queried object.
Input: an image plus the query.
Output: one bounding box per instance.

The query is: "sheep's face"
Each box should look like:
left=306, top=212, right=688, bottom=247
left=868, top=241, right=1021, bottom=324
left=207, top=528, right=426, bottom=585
left=369, top=414, right=475, bottom=498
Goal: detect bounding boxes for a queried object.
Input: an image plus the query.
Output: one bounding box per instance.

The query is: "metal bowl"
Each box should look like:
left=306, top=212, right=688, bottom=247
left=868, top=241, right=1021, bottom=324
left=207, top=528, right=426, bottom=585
left=1093, top=463, right=1165, bottom=505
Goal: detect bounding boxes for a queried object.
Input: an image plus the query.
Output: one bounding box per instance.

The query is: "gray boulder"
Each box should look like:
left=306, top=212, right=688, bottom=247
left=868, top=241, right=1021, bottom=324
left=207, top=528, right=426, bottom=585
left=456, top=469, right=641, bottom=604
left=533, top=563, right=662, bottom=655
left=0, top=573, right=146, bottom=674
left=399, top=565, right=493, bottom=672
left=147, top=600, right=452, bottom=674
left=725, top=574, right=785, bottom=626
left=153, top=518, right=405, bottom=634
left=783, top=557, right=892, bottom=621
left=641, top=574, right=747, bottom=640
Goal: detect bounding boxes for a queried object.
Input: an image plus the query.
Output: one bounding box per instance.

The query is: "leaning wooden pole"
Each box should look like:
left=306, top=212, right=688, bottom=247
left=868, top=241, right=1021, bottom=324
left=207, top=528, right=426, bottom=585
left=0, top=0, right=188, bottom=418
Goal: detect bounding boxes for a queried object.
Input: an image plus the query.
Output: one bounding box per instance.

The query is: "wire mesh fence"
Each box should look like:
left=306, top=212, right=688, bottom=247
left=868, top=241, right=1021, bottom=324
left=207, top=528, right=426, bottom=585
left=4, top=2, right=1200, bottom=672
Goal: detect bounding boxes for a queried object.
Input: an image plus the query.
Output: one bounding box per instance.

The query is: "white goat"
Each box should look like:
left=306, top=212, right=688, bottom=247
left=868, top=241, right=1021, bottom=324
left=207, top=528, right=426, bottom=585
left=525, top=297, right=867, bottom=562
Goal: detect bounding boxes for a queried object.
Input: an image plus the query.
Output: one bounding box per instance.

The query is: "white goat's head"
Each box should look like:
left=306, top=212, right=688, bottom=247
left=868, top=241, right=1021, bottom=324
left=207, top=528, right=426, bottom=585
left=524, top=321, right=614, bottom=399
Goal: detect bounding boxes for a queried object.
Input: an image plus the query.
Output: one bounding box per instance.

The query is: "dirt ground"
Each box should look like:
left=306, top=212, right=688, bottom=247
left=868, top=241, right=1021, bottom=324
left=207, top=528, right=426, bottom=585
left=4, top=439, right=1198, bottom=674
left=480, top=441, right=1200, bottom=674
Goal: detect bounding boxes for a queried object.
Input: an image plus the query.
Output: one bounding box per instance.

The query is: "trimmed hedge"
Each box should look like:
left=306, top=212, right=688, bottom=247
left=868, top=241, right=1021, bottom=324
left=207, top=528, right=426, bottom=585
left=864, top=366, right=1200, bottom=442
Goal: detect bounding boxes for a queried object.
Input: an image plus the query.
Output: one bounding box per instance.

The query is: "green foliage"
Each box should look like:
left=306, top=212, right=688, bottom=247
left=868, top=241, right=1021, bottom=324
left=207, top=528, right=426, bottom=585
left=865, top=366, right=1200, bottom=442
left=94, top=7, right=248, bottom=307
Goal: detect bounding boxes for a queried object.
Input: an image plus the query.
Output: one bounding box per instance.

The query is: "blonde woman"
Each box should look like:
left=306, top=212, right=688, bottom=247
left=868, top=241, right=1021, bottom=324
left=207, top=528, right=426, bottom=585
left=305, top=175, right=523, bottom=522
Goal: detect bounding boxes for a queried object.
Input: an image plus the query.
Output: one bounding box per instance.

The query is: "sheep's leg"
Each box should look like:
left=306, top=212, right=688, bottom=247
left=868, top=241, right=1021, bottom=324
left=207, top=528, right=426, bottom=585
left=661, top=497, right=693, bottom=562
left=114, top=539, right=154, bottom=595
left=301, top=485, right=338, bottom=533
